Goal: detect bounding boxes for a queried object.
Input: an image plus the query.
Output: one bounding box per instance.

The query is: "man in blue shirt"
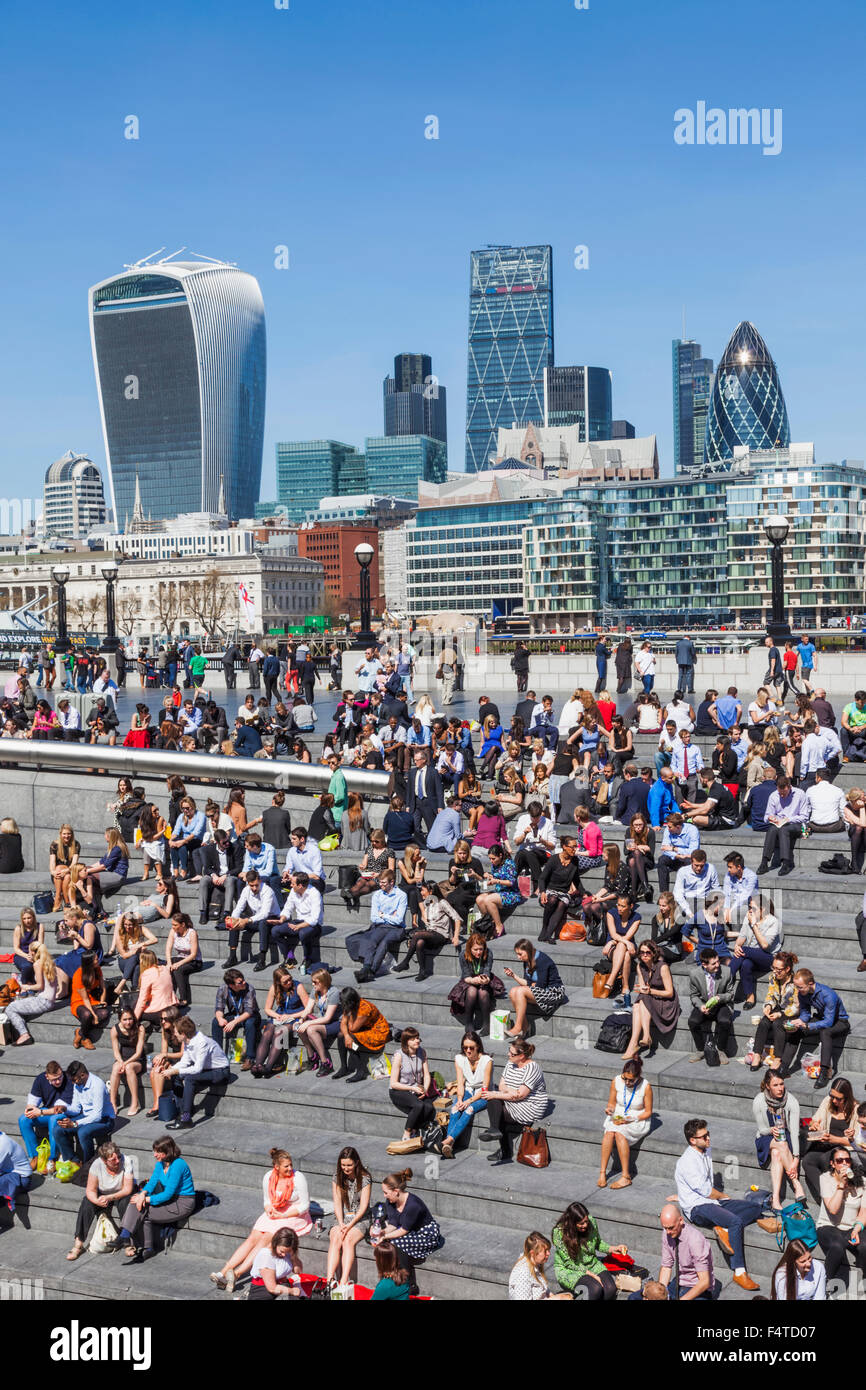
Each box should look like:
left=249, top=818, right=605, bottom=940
left=656, top=813, right=700, bottom=892
left=354, top=648, right=383, bottom=694
left=55, top=1063, right=116, bottom=1163
left=240, top=833, right=282, bottom=899
left=757, top=778, right=809, bottom=876
left=674, top=635, right=698, bottom=694
left=18, top=1060, right=75, bottom=1173
left=709, top=688, right=742, bottom=731
left=781, top=968, right=850, bottom=1089
left=722, top=852, right=759, bottom=925
left=426, top=799, right=463, bottom=853
left=346, top=871, right=408, bottom=983
left=647, top=768, right=678, bottom=829
left=233, top=716, right=263, bottom=757
left=0, top=1132, right=32, bottom=1212
left=795, top=635, right=817, bottom=695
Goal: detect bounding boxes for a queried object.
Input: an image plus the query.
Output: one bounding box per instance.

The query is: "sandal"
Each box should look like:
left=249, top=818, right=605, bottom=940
left=597, top=1175, right=608, bottom=1188
left=66, top=1242, right=86, bottom=1261
left=610, top=1176, right=632, bottom=1189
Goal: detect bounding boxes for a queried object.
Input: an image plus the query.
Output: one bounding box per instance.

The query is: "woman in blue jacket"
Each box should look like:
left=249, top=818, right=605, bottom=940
left=480, top=717, right=505, bottom=777
left=503, top=938, right=567, bottom=1039
left=119, top=1136, right=196, bottom=1261
left=79, top=829, right=129, bottom=919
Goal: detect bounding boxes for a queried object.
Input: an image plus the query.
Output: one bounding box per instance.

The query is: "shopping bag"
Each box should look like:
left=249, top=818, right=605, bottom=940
left=330, top=1282, right=355, bottom=1300
left=36, top=1137, right=51, bottom=1174
left=367, top=1052, right=391, bottom=1079
left=232, top=1034, right=245, bottom=1064
left=285, top=1046, right=304, bottom=1075
left=489, top=1009, right=513, bottom=1042
left=56, top=1160, right=80, bottom=1183
left=89, top=1211, right=119, bottom=1254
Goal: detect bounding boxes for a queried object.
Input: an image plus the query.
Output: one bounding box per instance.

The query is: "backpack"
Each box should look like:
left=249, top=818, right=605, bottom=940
left=776, top=1200, right=817, bottom=1251
left=819, top=853, right=851, bottom=875
left=595, top=1011, right=633, bottom=1053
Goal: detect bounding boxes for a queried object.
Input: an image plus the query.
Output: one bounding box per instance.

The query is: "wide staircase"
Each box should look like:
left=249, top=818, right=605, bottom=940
left=0, top=729, right=864, bottom=1301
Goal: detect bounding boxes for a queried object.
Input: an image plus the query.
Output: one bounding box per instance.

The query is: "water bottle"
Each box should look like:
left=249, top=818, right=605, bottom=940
left=370, top=1202, right=386, bottom=1246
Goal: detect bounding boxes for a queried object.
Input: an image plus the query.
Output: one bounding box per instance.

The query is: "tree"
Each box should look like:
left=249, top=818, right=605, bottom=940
left=149, top=581, right=182, bottom=636
left=116, top=589, right=143, bottom=637
left=68, top=592, right=105, bottom=634
left=184, top=568, right=235, bottom=640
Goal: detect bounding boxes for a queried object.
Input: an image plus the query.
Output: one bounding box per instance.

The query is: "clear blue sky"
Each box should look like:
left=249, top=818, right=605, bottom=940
left=0, top=0, right=863, bottom=504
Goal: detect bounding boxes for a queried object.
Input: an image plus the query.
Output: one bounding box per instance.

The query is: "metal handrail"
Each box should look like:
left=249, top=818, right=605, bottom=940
left=4, top=739, right=390, bottom=796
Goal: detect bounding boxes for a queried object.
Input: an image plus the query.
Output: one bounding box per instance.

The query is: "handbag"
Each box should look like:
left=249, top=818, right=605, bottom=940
left=517, top=874, right=532, bottom=898
left=32, top=891, right=55, bottom=914
left=516, top=1125, right=550, bottom=1169
left=592, top=970, right=609, bottom=999
left=158, top=1092, right=178, bottom=1123
left=318, top=834, right=340, bottom=852
left=559, top=920, right=587, bottom=942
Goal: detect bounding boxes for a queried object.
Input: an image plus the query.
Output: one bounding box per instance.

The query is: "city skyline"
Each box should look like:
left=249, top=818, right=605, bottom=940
left=0, top=0, right=863, bottom=502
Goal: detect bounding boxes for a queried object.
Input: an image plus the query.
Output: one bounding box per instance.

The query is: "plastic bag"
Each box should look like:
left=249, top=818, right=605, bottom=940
left=367, top=1052, right=391, bottom=1079
left=232, top=1034, right=245, bottom=1064
left=800, top=1051, right=822, bottom=1080
left=56, top=1160, right=80, bottom=1183
left=89, top=1211, right=119, bottom=1254
left=36, top=1137, right=51, bottom=1174
left=285, top=1046, right=304, bottom=1075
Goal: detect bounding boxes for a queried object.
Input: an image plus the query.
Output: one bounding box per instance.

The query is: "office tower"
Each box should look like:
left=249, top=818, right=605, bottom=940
left=543, top=366, right=612, bottom=439
left=383, top=353, right=447, bottom=442
left=275, top=441, right=365, bottom=525
left=611, top=420, right=636, bottom=439
left=43, top=451, right=108, bottom=538
left=465, top=245, right=554, bottom=472
left=705, top=321, right=790, bottom=465
left=365, top=435, right=447, bottom=496
left=89, top=253, right=266, bottom=524
left=672, top=338, right=714, bottom=474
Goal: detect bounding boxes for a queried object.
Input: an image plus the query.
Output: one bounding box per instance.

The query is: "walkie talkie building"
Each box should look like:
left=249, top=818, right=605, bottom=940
left=89, top=255, right=266, bottom=524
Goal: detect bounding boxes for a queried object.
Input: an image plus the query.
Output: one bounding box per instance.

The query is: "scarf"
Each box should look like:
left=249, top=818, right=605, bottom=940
left=764, top=1091, right=788, bottom=1118
left=268, top=1168, right=295, bottom=1213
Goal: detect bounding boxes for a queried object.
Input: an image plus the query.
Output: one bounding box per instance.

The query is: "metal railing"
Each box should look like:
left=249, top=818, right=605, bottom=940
left=4, top=739, right=390, bottom=796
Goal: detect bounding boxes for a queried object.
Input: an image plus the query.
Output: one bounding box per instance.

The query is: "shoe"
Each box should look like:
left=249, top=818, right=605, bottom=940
left=167, top=1116, right=194, bottom=1130
left=621, top=993, right=632, bottom=1009
left=222, top=954, right=238, bottom=969
left=858, top=959, right=866, bottom=973
left=777, top=863, right=794, bottom=876
left=441, top=1139, right=455, bottom=1159
left=814, top=1066, right=833, bottom=1090
left=733, top=1272, right=760, bottom=1292
left=414, top=970, right=433, bottom=982
left=610, top=1176, right=632, bottom=1189
left=307, top=1055, right=321, bottom=1072
left=756, top=862, right=771, bottom=876
left=29, top=1156, right=39, bottom=1173
left=250, top=1064, right=264, bottom=1078
left=756, top=1216, right=782, bottom=1235
left=80, top=1037, right=95, bottom=1050
left=346, top=1072, right=366, bottom=1084
left=487, top=1153, right=512, bottom=1165
left=478, top=1129, right=500, bottom=1142
left=317, top=1059, right=334, bottom=1077
left=72, top=1029, right=81, bottom=1049
left=354, top=968, right=374, bottom=983
left=392, top=961, right=411, bottom=972
left=688, top=1053, right=704, bottom=1064
left=713, top=1226, right=734, bottom=1257
left=224, top=1269, right=236, bottom=1293
left=718, top=1054, right=729, bottom=1066
left=209, top=1271, right=227, bottom=1288
left=199, top=916, right=209, bottom=927
left=240, top=1060, right=253, bottom=1072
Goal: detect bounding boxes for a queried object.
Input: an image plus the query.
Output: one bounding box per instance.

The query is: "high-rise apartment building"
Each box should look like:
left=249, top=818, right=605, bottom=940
left=672, top=338, right=714, bottom=474
left=465, top=245, right=554, bottom=472
left=383, top=353, right=447, bottom=442
left=89, top=254, right=266, bottom=524
left=543, top=366, right=612, bottom=440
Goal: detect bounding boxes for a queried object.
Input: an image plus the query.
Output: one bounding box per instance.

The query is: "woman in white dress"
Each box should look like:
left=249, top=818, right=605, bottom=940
left=663, top=692, right=695, bottom=733
left=598, top=1057, right=653, bottom=1189
left=558, top=690, right=585, bottom=737
left=414, top=695, right=436, bottom=728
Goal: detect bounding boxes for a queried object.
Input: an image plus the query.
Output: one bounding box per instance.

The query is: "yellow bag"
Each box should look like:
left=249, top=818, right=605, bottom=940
left=36, top=1137, right=51, bottom=1173
left=57, top=1160, right=80, bottom=1183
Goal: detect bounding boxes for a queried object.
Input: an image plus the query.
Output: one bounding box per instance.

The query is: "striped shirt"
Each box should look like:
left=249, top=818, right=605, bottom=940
left=500, top=1060, right=549, bottom=1123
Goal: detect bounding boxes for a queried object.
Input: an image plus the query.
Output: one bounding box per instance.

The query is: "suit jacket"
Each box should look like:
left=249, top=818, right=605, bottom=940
left=407, top=764, right=444, bottom=814
left=200, top=840, right=245, bottom=878
left=514, top=699, right=536, bottom=728
left=688, top=963, right=735, bottom=1009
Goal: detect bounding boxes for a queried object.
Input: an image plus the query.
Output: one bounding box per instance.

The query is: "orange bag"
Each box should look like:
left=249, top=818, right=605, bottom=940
left=559, top=920, right=587, bottom=943
left=0, top=977, right=21, bottom=1007
left=592, top=971, right=609, bottom=999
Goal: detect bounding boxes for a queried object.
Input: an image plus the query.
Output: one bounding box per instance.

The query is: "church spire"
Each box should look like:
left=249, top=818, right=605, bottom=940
left=218, top=473, right=227, bottom=516
left=131, top=471, right=145, bottom=530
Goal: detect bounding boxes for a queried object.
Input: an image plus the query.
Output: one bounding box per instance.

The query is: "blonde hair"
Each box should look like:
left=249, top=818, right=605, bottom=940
left=104, top=828, right=130, bottom=858
left=118, top=912, right=143, bottom=950
left=32, top=943, right=56, bottom=984
left=0, top=817, right=19, bottom=835
left=847, top=787, right=864, bottom=806
left=138, top=950, right=159, bottom=973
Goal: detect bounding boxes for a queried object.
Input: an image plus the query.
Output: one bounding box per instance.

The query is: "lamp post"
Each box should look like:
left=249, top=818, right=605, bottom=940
left=353, top=541, right=376, bottom=649
left=764, top=514, right=791, bottom=641
left=100, top=561, right=121, bottom=654
left=51, top=565, right=71, bottom=655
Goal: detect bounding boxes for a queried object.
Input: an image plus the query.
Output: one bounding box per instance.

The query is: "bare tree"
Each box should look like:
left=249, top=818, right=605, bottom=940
left=68, top=592, right=105, bottom=634
left=116, top=589, right=143, bottom=637
left=149, top=581, right=182, bottom=636
left=184, top=568, right=235, bottom=640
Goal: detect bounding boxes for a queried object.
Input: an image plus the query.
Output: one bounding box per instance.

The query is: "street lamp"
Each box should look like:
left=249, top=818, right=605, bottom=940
left=51, top=565, right=71, bottom=654
left=100, top=560, right=121, bottom=653
left=764, top=514, right=791, bottom=641
left=353, top=541, right=376, bottom=649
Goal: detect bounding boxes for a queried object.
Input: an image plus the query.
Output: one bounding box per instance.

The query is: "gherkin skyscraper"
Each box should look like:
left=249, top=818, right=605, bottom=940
left=705, top=321, right=789, bottom=466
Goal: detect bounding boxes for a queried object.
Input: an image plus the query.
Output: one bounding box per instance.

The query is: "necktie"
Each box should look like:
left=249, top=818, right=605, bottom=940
left=683, top=747, right=689, bottom=777
left=672, top=1236, right=680, bottom=1301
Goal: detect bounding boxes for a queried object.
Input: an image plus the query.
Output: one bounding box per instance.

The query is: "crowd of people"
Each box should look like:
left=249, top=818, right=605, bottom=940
left=2, top=629, right=866, bottom=1301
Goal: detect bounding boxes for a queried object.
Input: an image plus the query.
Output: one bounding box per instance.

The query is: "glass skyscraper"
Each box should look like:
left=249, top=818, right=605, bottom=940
left=672, top=339, right=714, bottom=474
left=383, top=353, right=447, bottom=442
left=275, top=440, right=364, bottom=524
left=543, top=365, right=612, bottom=439
left=89, top=256, right=265, bottom=525
left=705, top=321, right=790, bottom=466
left=465, top=245, right=554, bottom=472
left=365, top=435, right=447, bottom=496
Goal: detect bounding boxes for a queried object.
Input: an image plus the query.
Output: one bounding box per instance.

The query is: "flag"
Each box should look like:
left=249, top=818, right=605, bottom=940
left=238, top=580, right=257, bottom=629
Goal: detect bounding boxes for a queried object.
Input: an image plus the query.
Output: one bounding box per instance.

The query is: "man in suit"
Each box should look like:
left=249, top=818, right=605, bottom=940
left=615, top=763, right=650, bottom=824
left=198, top=831, right=245, bottom=924
left=406, top=750, right=444, bottom=840
left=222, top=641, right=242, bottom=691
left=514, top=689, right=538, bottom=729
left=478, top=695, right=500, bottom=727
left=687, top=949, right=735, bottom=1066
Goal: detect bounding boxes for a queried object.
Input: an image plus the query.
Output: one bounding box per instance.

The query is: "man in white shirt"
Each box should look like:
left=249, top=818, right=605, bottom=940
left=669, top=729, right=704, bottom=801
left=673, top=851, right=720, bottom=925
left=54, top=1063, right=116, bottom=1163
left=272, top=872, right=323, bottom=969
left=282, top=828, right=325, bottom=893
left=805, top=768, right=847, bottom=831
left=512, top=801, right=557, bottom=893
left=818, top=723, right=843, bottom=778
left=163, top=1015, right=230, bottom=1128
left=224, top=870, right=281, bottom=972
left=56, top=697, right=83, bottom=740
left=635, top=642, right=656, bottom=694
left=674, top=1117, right=774, bottom=1290
left=247, top=644, right=265, bottom=691
left=798, top=719, right=827, bottom=789
left=354, top=648, right=383, bottom=694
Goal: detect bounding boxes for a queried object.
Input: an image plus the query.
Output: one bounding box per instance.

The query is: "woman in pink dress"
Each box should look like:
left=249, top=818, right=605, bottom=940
left=209, top=1148, right=311, bottom=1293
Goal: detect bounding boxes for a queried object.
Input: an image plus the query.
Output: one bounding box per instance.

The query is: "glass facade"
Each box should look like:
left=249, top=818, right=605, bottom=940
left=465, top=246, right=554, bottom=472
left=365, top=435, right=447, bottom=497
left=383, top=353, right=447, bottom=442
left=275, top=441, right=363, bottom=524
left=90, top=262, right=266, bottom=524
left=544, top=366, right=612, bottom=440
left=406, top=500, right=528, bottom=615
left=672, top=339, right=714, bottom=475
left=706, top=322, right=790, bottom=465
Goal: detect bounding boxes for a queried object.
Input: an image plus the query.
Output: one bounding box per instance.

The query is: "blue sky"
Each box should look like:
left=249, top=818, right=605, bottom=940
left=0, top=0, right=863, bottom=503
